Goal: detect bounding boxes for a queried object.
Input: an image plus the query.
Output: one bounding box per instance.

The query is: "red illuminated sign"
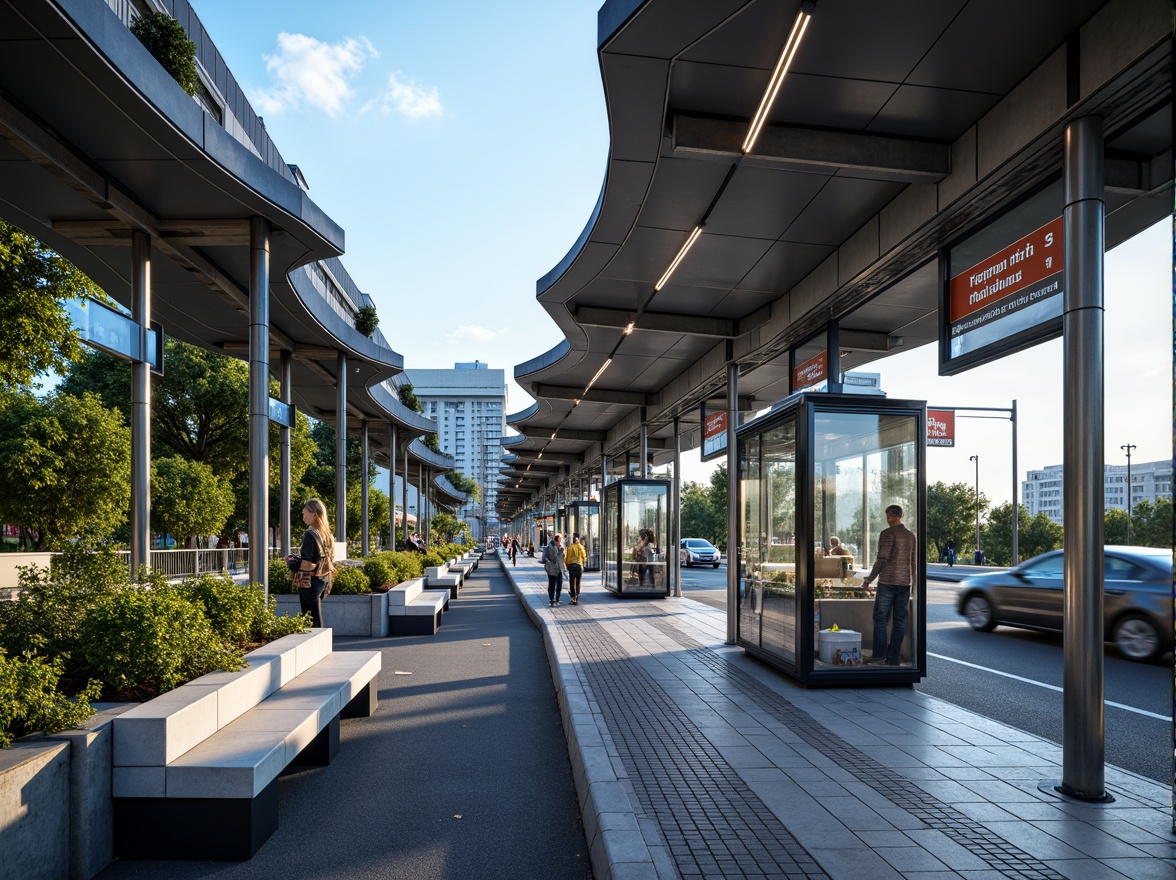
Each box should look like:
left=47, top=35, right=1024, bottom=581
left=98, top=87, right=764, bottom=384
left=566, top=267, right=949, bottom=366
left=793, top=352, right=827, bottom=390
left=927, top=409, right=955, bottom=447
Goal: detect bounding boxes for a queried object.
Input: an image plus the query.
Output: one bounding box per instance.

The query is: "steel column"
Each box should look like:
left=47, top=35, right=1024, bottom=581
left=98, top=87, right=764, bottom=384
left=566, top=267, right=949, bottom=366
left=129, top=230, right=151, bottom=574
left=335, top=352, right=347, bottom=544
left=389, top=424, right=397, bottom=550
left=672, top=415, right=682, bottom=597
left=280, top=349, right=292, bottom=557
left=1060, top=115, right=1106, bottom=801
left=360, top=420, right=370, bottom=556
left=248, top=218, right=270, bottom=591
left=725, top=362, right=738, bottom=644
left=640, top=416, right=648, bottom=478
left=1011, top=399, right=1019, bottom=565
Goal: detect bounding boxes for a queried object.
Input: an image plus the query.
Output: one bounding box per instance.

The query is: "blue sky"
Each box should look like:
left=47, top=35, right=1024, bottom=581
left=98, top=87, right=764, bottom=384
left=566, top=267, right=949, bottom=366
left=191, top=1, right=1170, bottom=508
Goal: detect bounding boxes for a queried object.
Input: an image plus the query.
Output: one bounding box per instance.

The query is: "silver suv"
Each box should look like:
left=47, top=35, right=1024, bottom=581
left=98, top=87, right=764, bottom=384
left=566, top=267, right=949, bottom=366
left=680, top=539, right=721, bottom=568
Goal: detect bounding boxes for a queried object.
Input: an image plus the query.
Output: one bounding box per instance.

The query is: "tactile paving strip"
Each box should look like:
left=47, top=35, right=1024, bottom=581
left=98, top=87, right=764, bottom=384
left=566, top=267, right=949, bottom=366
left=649, top=618, right=1068, bottom=880
left=557, top=605, right=829, bottom=879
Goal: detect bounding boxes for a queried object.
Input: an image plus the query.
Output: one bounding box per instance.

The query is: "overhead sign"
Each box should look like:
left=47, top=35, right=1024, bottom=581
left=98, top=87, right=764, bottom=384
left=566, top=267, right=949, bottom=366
left=940, top=183, right=1064, bottom=375
left=64, top=297, right=164, bottom=375
left=268, top=398, right=295, bottom=428
left=927, top=409, right=955, bottom=446
left=700, top=405, right=727, bottom=462
left=792, top=351, right=827, bottom=391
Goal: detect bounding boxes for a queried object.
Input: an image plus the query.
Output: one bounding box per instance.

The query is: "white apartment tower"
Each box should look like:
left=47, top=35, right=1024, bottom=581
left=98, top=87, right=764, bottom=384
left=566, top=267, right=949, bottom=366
left=403, top=362, right=506, bottom=538
left=1022, top=459, right=1172, bottom=524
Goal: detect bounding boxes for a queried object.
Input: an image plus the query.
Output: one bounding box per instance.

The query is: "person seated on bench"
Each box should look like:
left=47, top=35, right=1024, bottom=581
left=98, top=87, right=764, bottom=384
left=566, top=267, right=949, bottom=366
left=829, top=536, right=850, bottom=556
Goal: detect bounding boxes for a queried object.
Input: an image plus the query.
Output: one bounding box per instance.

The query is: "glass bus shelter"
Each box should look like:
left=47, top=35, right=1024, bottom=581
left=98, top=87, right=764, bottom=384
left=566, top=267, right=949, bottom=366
left=736, top=392, right=926, bottom=685
left=602, top=479, right=670, bottom=597
left=566, top=500, right=601, bottom=571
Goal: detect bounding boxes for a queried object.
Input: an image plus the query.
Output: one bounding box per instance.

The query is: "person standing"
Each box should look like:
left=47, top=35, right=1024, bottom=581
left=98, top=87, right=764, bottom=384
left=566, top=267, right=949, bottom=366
left=543, top=533, right=565, bottom=605
left=943, top=536, right=956, bottom=566
left=861, top=504, right=916, bottom=665
left=295, top=498, right=335, bottom=629
left=510, top=534, right=519, bottom=566
left=564, top=533, right=586, bottom=605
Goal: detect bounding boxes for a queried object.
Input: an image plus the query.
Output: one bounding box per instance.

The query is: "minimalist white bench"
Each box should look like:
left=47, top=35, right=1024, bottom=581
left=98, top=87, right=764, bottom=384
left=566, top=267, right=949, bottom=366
left=388, top=577, right=449, bottom=635
left=111, top=630, right=380, bottom=859
left=426, top=564, right=463, bottom=598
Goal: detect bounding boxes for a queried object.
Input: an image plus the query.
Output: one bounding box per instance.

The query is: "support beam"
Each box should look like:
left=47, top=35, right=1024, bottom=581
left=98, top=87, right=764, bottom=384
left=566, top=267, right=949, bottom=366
left=672, top=113, right=950, bottom=183
left=518, top=425, right=607, bottom=443
left=248, top=218, right=270, bottom=593
left=575, top=305, right=741, bottom=338
left=535, top=383, right=656, bottom=406
left=838, top=329, right=901, bottom=352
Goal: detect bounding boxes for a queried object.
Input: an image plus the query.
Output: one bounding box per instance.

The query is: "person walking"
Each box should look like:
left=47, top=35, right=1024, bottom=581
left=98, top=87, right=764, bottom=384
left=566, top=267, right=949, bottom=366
left=943, top=536, right=956, bottom=566
left=543, top=533, right=566, bottom=605
left=510, top=534, right=519, bottom=566
left=294, top=498, right=335, bottom=629
left=564, top=533, right=586, bottom=605
left=861, top=504, right=916, bottom=665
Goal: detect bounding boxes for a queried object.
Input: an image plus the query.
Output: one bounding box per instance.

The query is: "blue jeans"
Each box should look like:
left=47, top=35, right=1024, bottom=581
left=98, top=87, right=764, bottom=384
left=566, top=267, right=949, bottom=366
left=872, top=582, right=910, bottom=663
left=547, top=571, right=563, bottom=603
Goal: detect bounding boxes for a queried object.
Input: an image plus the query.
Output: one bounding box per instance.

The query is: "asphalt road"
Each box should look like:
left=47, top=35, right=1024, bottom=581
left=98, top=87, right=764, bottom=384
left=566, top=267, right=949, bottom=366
left=678, top=564, right=1173, bottom=786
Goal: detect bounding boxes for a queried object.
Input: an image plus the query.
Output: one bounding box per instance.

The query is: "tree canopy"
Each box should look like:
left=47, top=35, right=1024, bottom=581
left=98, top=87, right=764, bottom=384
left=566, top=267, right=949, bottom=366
left=926, top=481, right=988, bottom=561
left=151, top=456, right=235, bottom=546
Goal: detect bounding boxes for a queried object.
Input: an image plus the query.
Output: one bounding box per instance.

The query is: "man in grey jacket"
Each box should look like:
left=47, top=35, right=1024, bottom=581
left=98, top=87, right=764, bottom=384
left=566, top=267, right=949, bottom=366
left=862, top=505, right=916, bottom=665
left=543, top=533, right=566, bottom=606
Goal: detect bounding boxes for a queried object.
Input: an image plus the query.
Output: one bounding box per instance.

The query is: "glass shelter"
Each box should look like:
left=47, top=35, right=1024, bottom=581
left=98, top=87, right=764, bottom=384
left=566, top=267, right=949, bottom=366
left=602, top=479, right=670, bottom=597
left=566, top=500, right=601, bottom=571
left=737, top=393, right=926, bottom=685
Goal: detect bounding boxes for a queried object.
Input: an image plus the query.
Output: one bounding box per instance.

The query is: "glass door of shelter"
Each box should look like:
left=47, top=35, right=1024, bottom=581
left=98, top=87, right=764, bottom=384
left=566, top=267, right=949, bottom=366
left=602, top=479, right=669, bottom=597
left=567, top=500, right=601, bottom=571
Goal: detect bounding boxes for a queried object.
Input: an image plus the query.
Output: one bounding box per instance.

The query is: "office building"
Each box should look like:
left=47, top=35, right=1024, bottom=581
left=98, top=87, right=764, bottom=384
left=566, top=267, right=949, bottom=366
left=1022, top=460, right=1172, bottom=524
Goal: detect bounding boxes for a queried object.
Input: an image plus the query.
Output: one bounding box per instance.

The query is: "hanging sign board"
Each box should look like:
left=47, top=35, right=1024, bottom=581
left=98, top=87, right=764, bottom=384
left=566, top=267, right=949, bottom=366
left=700, top=404, right=727, bottom=462
left=926, top=409, right=955, bottom=447
left=792, top=351, right=827, bottom=391
left=940, top=183, right=1064, bottom=375
left=64, top=297, right=164, bottom=375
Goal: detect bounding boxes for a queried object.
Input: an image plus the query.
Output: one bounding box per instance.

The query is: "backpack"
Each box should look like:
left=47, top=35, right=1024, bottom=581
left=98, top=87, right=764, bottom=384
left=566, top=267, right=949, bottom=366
left=309, top=530, right=335, bottom=581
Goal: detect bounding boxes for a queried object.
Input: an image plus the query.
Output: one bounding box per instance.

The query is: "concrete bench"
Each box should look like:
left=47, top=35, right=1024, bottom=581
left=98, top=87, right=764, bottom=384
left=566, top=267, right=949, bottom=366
left=111, top=630, right=379, bottom=859
left=388, top=577, right=449, bottom=635
left=426, top=564, right=463, bottom=598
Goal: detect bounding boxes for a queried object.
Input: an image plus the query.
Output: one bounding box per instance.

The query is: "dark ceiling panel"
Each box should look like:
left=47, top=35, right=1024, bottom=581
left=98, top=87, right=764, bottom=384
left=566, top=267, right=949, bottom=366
left=667, top=59, right=770, bottom=121
left=737, top=239, right=835, bottom=294
left=643, top=283, right=739, bottom=316
left=662, top=231, right=774, bottom=290
left=601, top=225, right=692, bottom=284
left=572, top=277, right=652, bottom=312
left=636, top=157, right=736, bottom=231
left=594, top=160, right=656, bottom=245
left=604, top=0, right=750, bottom=59
left=782, top=176, right=905, bottom=246
left=703, top=164, right=830, bottom=240
left=868, top=85, right=1001, bottom=141
left=767, top=72, right=900, bottom=131
left=601, top=53, right=671, bottom=163
left=678, top=0, right=802, bottom=70
left=709, top=287, right=778, bottom=319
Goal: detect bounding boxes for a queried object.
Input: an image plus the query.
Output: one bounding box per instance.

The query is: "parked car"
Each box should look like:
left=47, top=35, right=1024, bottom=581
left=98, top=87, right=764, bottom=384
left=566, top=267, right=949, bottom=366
left=956, top=546, right=1173, bottom=662
left=680, top=538, right=721, bottom=568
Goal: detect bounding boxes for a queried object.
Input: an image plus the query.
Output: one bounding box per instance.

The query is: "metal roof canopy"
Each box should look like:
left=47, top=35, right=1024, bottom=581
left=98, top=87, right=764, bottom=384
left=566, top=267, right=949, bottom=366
left=500, top=0, right=1171, bottom=521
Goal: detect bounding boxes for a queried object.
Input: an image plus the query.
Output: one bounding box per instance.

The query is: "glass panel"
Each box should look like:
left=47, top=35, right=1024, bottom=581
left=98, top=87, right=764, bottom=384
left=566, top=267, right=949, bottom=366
left=759, top=420, right=797, bottom=665
left=738, top=432, right=761, bottom=647
left=620, top=483, right=668, bottom=594
left=603, top=486, right=619, bottom=590
left=584, top=505, right=600, bottom=571
left=812, top=411, right=919, bottom=670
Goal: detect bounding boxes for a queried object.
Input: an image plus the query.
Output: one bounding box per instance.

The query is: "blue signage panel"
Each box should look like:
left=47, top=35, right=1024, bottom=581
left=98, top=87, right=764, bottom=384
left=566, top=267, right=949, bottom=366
left=268, top=398, right=295, bottom=428
left=64, top=298, right=163, bottom=375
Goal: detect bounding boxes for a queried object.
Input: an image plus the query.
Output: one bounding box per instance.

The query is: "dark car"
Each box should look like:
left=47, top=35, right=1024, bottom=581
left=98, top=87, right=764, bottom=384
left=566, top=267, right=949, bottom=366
left=680, top=538, right=721, bottom=568
left=957, top=546, right=1173, bottom=662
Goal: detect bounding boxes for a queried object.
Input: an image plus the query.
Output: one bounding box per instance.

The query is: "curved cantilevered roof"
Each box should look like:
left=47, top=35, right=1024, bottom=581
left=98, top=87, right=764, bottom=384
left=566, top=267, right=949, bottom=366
left=501, top=0, right=1171, bottom=521
left=0, top=1, right=429, bottom=451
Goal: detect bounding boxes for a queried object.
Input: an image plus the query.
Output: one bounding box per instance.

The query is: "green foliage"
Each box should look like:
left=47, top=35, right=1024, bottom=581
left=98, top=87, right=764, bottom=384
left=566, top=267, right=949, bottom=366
left=397, top=382, right=423, bottom=413
left=424, top=432, right=442, bottom=453
left=362, top=557, right=396, bottom=590
left=926, top=481, right=987, bottom=561
left=268, top=556, right=296, bottom=594
left=330, top=566, right=370, bottom=595
left=182, top=574, right=295, bottom=647
left=981, top=503, right=1062, bottom=566
left=1128, top=497, right=1172, bottom=548
left=0, top=219, right=101, bottom=391
left=0, top=391, right=131, bottom=548
left=129, top=11, right=199, bottom=96
left=0, top=651, right=101, bottom=747
left=680, top=481, right=723, bottom=548
left=429, top=512, right=469, bottom=545
left=152, top=457, right=234, bottom=545
left=422, top=549, right=446, bottom=568
left=379, top=550, right=424, bottom=583
left=79, top=585, right=243, bottom=696
left=1104, top=508, right=1131, bottom=545
left=446, top=471, right=480, bottom=502
left=354, top=305, right=379, bottom=337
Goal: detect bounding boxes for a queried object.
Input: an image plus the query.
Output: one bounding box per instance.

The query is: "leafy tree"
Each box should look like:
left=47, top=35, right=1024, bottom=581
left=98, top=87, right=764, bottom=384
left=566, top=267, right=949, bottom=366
left=344, top=482, right=389, bottom=552
left=1128, top=497, right=1172, bottom=548
left=0, top=391, right=131, bottom=548
left=705, top=466, right=729, bottom=550
left=680, top=481, right=723, bottom=548
left=1103, top=508, right=1131, bottom=545
left=398, top=382, right=423, bottom=413
left=152, top=457, right=235, bottom=547
left=926, top=481, right=987, bottom=561
left=446, top=471, right=480, bottom=502
left=982, top=503, right=1063, bottom=565
left=0, top=219, right=102, bottom=390
left=129, top=11, right=198, bottom=96
left=429, top=511, right=469, bottom=545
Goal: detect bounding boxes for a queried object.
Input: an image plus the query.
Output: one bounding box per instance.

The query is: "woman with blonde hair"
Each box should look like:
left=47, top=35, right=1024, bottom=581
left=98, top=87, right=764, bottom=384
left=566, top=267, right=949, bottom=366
left=296, top=498, right=335, bottom=628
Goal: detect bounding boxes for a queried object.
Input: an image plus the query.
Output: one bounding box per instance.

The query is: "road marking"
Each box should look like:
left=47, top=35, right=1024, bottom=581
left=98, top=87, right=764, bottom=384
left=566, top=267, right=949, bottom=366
left=927, top=652, right=1169, bottom=721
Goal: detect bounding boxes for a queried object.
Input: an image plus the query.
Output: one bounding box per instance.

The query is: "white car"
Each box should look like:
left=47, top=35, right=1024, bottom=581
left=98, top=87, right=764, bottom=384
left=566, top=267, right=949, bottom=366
left=680, top=538, right=721, bottom=568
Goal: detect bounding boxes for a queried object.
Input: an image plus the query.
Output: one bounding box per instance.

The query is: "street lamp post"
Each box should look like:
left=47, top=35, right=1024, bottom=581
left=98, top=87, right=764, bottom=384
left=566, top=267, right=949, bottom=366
left=1120, top=443, right=1135, bottom=544
left=969, top=454, right=981, bottom=562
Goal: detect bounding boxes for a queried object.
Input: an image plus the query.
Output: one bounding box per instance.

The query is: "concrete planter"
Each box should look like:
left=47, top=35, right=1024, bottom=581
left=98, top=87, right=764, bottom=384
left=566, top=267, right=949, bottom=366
left=275, top=592, right=390, bottom=637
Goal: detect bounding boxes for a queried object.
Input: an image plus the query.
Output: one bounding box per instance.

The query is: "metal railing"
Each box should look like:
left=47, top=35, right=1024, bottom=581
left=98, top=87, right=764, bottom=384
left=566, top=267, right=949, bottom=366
left=118, top=548, right=252, bottom=579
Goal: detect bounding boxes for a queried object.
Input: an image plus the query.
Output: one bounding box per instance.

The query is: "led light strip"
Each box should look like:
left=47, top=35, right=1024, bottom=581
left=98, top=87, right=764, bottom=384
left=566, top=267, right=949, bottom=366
left=654, top=225, right=703, bottom=291
left=742, top=4, right=813, bottom=154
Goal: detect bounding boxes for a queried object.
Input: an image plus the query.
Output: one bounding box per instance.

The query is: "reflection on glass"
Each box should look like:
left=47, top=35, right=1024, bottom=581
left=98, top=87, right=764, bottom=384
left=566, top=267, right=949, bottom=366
left=603, top=481, right=669, bottom=595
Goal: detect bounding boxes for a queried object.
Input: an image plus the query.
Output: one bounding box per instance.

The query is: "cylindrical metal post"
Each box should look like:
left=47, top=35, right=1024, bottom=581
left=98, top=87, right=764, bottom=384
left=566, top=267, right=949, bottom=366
left=725, top=362, right=739, bottom=644
left=280, top=349, right=292, bottom=558
left=130, top=230, right=151, bottom=575
left=335, top=352, right=347, bottom=544
left=402, top=441, right=410, bottom=544
left=360, top=420, right=370, bottom=556
left=640, top=417, right=648, bottom=479
left=418, top=462, right=425, bottom=543
left=1011, top=400, right=1019, bottom=565
left=672, top=414, right=682, bottom=597
left=1060, top=115, right=1106, bottom=801
left=248, top=218, right=270, bottom=592
left=389, top=424, right=397, bottom=550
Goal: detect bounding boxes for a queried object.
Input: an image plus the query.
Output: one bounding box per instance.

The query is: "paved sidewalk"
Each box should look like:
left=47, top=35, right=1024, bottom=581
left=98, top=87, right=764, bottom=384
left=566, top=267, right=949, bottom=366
left=503, top=553, right=1176, bottom=880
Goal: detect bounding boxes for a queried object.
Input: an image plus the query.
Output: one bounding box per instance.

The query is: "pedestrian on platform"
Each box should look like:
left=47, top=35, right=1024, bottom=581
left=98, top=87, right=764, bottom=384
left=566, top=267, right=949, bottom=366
left=565, top=533, right=586, bottom=605
left=543, top=533, right=565, bottom=605
left=295, top=498, right=335, bottom=629
left=861, top=504, right=916, bottom=666
left=510, top=534, right=519, bottom=566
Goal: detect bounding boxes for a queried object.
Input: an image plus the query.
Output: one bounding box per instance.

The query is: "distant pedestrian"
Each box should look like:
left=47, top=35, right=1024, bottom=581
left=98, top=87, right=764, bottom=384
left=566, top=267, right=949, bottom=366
left=543, top=533, right=565, bottom=605
left=943, top=537, right=956, bottom=566
left=861, top=504, right=916, bottom=666
left=510, top=535, right=519, bottom=566
left=565, top=533, right=586, bottom=605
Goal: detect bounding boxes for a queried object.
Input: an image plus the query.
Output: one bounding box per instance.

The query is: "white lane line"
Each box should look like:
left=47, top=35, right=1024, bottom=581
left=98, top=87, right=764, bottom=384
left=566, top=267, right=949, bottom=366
left=927, top=652, right=1170, bottom=721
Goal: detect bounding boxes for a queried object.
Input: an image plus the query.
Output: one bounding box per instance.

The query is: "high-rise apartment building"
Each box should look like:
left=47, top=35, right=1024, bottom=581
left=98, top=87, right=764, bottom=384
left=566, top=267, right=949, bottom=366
left=1022, top=460, right=1172, bottom=524
left=403, top=362, right=506, bottom=538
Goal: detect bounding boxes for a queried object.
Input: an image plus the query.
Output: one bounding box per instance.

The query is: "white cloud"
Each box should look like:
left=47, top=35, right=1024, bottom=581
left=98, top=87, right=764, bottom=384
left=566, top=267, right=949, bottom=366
left=254, top=33, right=376, bottom=117
left=445, top=325, right=507, bottom=345
left=373, top=72, right=444, bottom=119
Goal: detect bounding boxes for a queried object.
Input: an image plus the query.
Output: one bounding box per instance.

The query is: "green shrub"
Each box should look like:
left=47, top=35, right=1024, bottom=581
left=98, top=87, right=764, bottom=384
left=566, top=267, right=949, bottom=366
left=330, top=566, right=369, bottom=595
left=382, top=550, right=423, bottom=583
left=354, top=305, right=379, bottom=337
left=422, top=550, right=446, bottom=568
left=362, top=557, right=395, bottom=591
left=182, top=574, right=307, bottom=647
left=130, top=11, right=199, bottom=96
left=79, top=585, right=242, bottom=697
left=0, top=650, right=101, bottom=748
left=268, top=556, right=295, bottom=594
